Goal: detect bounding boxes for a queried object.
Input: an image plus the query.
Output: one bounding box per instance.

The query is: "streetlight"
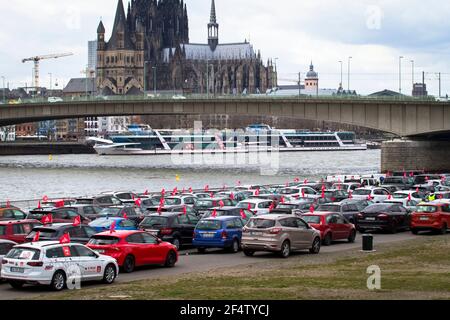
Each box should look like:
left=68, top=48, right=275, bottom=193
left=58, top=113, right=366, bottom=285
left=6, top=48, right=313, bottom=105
left=48, top=73, right=52, bottom=91
left=399, top=56, right=404, bottom=94
left=338, top=61, right=343, bottom=88
left=410, top=60, right=415, bottom=89
left=152, top=66, right=157, bottom=95
left=347, top=57, right=352, bottom=92
left=1, top=76, right=5, bottom=104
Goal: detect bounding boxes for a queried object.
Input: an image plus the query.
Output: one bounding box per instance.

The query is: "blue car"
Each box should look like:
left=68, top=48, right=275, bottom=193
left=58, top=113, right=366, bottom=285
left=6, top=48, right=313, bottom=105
left=193, top=216, right=244, bottom=253
left=89, top=217, right=137, bottom=233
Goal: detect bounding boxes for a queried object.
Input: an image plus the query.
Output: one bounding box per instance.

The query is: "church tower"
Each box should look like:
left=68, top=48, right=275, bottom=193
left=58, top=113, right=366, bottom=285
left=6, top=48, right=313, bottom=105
left=208, top=0, right=219, bottom=51
left=305, top=61, right=319, bottom=94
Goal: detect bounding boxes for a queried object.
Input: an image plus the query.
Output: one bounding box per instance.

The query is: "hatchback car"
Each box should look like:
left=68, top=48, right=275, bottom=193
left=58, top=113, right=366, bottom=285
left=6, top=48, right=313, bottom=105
left=322, top=190, right=349, bottom=202
left=27, top=208, right=90, bottom=224
left=352, top=188, right=390, bottom=203
left=301, top=212, right=356, bottom=246
left=193, top=217, right=244, bottom=253
left=356, top=203, right=411, bottom=233
left=25, top=224, right=98, bottom=244
left=0, top=220, right=42, bottom=243
left=62, top=204, right=103, bottom=221
left=1, top=241, right=118, bottom=291
left=75, top=195, right=123, bottom=208
left=89, top=217, right=137, bottom=233
left=194, top=198, right=236, bottom=216
left=87, top=230, right=178, bottom=273
left=411, top=202, right=450, bottom=235
left=139, top=213, right=199, bottom=250
left=200, top=207, right=254, bottom=223
left=0, top=240, right=17, bottom=279
left=97, top=206, right=144, bottom=224
left=241, top=215, right=321, bottom=258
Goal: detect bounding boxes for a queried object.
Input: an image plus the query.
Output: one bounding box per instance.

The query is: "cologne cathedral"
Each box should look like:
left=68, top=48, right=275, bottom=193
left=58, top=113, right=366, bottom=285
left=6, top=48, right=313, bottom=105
left=96, top=0, right=277, bottom=95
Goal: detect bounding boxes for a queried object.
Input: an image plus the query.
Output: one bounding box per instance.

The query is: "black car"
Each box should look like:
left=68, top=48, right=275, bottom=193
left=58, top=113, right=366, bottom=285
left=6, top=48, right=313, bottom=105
left=356, top=203, right=411, bottom=234
left=381, top=177, right=414, bottom=190
left=323, top=190, right=349, bottom=202
left=27, top=207, right=91, bottom=224
left=62, top=204, right=103, bottom=221
left=215, top=191, right=250, bottom=202
left=139, top=212, right=200, bottom=250
left=317, top=203, right=360, bottom=224
left=200, top=207, right=255, bottom=223
left=75, top=195, right=123, bottom=208
left=146, top=205, right=198, bottom=216
left=25, top=223, right=98, bottom=244
left=97, top=206, right=144, bottom=224
left=194, top=198, right=236, bottom=215
left=413, top=174, right=442, bottom=186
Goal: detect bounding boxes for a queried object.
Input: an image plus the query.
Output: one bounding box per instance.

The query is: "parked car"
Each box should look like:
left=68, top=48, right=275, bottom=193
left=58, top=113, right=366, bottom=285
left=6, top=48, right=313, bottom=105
left=87, top=230, right=178, bottom=273
left=392, top=191, right=424, bottom=202
left=27, top=208, right=90, bottom=224
left=161, top=196, right=198, bottom=206
left=322, top=189, right=349, bottom=202
left=146, top=205, right=198, bottom=216
left=331, top=182, right=361, bottom=193
left=0, top=240, right=17, bottom=279
left=279, top=187, right=320, bottom=200
left=1, top=241, right=118, bottom=290
left=413, top=174, right=443, bottom=186
left=0, top=220, right=42, bottom=243
left=411, top=202, right=450, bottom=235
left=381, top=177, right=413, bottom=190
left=276, top=199, right=317, bottom=214
left=100, top=191, right=140, bottom=204
left=194, top=198, right=236, bottom=216
left=352, top=187, right=390, bottom=203
left=301, top=212, right=356, bottom=246
left=383, top=199, right=419, bottom=212
left=75, top=195, right=123, bottom=208
left=89, top=217, right=138, bottom=233
left=356, top=203, right=411, bottom=233
left=25, top=224, right=98, bottom=244
left=201, top=207, right=255, bottom=223
left=316, top=203, right=361, bottom=224
left=97, top=206, right=144, bottom=224
left=241, top=215, right=321, bottom=258
left=0, top=206, right=27, bottom=221
left=237, top=199, right=276, bottom=215
left=62, top=204, right=103, bottom=221
left=215, top=191, right=250, bottom=202
left=193, top=216, right=244, bottom=253
left=139, top=212, right=199, bottom=250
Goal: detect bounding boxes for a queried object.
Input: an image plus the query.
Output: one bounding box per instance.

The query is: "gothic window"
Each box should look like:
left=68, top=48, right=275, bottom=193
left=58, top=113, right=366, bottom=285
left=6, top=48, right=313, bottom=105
left=106, top=57, right=110, bottom=64
left=127, top=56, right=130, bottom=64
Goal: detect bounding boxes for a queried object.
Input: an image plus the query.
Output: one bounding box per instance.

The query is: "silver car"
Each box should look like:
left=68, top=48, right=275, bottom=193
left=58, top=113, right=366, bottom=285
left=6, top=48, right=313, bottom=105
left=0, top=240, right=17, bottom=280
left=241, top=214, right=321, bottom=258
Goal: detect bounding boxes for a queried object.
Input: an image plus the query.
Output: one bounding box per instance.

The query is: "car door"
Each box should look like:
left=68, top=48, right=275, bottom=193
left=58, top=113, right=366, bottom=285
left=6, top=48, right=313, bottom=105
left=177, top=214, right=194, bottom=245
left=72, top=244, right=104, bottom=280
left=334, top=214, right=350, bottom=240
left=294, top=218, right=314, bottom=249
left=45, top=246, right=74, bottom=279
left=279, top=218, right=301, bottom=249
left=125, top=233, right=146, bottom=266
left=67, top=226, right=89, bottom=244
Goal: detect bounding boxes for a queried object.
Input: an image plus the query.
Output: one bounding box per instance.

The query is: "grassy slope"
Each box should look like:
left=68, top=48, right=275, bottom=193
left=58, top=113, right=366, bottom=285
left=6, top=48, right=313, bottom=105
left=35, top=235, right=450, bottom=300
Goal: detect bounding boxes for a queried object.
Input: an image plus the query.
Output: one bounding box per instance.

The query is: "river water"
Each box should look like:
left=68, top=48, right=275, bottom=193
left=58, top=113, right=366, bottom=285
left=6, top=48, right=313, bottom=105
left=0, top=150, right=380, bottom=201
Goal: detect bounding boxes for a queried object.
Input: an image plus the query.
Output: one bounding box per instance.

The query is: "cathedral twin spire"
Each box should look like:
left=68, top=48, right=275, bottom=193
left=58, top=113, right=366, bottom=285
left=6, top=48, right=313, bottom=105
left=208, top=0, right=219, bottom=51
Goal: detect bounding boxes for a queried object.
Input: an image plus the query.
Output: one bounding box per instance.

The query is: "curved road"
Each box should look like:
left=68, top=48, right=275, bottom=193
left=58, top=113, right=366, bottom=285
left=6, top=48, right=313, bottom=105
left=0, top=232, right=417, bottom=300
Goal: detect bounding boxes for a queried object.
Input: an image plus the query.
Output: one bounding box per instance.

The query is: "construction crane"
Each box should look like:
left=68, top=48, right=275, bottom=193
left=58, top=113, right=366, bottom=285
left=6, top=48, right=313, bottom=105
left=22, top=52, right=74, bottom=89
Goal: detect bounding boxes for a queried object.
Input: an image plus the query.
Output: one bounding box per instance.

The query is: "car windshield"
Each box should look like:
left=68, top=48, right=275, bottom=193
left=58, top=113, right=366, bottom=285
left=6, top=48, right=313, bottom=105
left=353, top=189, right=371, bottom=196
left=302, top=215, right=321, bottom=224
left=196, top=220, right=222, bottom=231
left=238, top=202, right=255, bottom=209
left=141, top=216, right=168, bottom=227
left=90, top=219, right=116, bottom=227
left=415, top=206, right=438, bottom=213
left=318, top=205, right=340, bottom=212
left=88, top=236, right=120, bottom=245
left=247, top=219, right=276, bottom=229
left=100, top=208, right=122, bottom=216
left=6, top=247, right=40, bottom=260
left=164, top=198, right=182, bottom=205
left=195, top=200, right=214, bottom=208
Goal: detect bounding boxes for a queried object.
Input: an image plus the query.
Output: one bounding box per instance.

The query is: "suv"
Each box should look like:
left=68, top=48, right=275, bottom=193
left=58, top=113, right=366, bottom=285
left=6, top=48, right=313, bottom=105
left=0, top=207, right=27, bottom=221
left=411, top=202, right=450, bottom=235
left=1, top=241, right=118, bottom=291
left=76, top=196, right=123, bottom=208
left=25, top=224, right=98, bottom=244
left=0, top=220, right=42, bottom=243
left=27, top=208, right=90, bottom=224
left=241, top=215, right=321, bottom=258
left=0, top=240, right=17, bottom=278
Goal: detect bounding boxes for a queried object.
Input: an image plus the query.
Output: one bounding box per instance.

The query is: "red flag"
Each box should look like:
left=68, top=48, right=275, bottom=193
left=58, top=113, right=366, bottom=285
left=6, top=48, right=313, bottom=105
left=110, top=220, right=116, bottom=233
left=123, top=212, right=128, bottom=220
left=42, top=195, right=49, bottom=202
left=219, top=200, right=225, bottom=208
left=301, top=189, right=305, bottom=198
left=409, top=172, right=414, bottom=177
left=349, top=191, right=353, bottom=199
left=408, top=193, right=412, bottom=201
left=280, top=196, right=285, bottom=204
left=387, top=194, right=392, bottom=200
left=321, top=185, right=326, bottom=192
left=183, top=206, right=187, bottom=215
left=32, top=231, right=40, bottom=243
left=337, top=184, right=341, bottom=191
left=425, top=176, right=429, bottom=182
left=255, top=189, right=260, bottom=196
left=247, top=203, right=252, bottom=211
left=367, top=195, right=373, bottom=201
left=240, top=209, right=247, bottom=219
left=403, top=171, right=407, bottom=178
left=55, top=200, right=64, bottom=208
left=269, top=202, right=275, bottom=212
left=294, top=177, right=300, bottom=183
left=73, top=216, right=81, bottom=227
left=237, top=180, right=241, bottom=186
left=182, top=187, right=186, bottom=194
left=212, top=209, right=217, bottom=218
left=132, top=195, right=135, bottom=200
left=204, top=185, right=209, bottom=192
left=416, top=187, right=420, bottom=193
left=6, top=199, right=10, bottom=208
left=172, top=187, right=178, bottom=196
left=189, top=187, right=193, bottom=193
left=157, top=206, right=163, bottom=215
left=41, top=214, right=53, bottom=225
left=210, top=192, right=214, bottom=198
left=144, top=189, right=149, bottom=196
left=230, top=192, right=235, bottom=200
left=134, top=198, right=142, bottom=206
left=161, top=188, right=166, bottom=196
left=159, top=198, right=165, bottom=206
left=321, top=190, right=325, bottom=199
left=309, top=205, right=315, bottom=214
left=59, top=233, right=70, bottom=244
left=37, top=201, right=42, bottom=209
left=304, top=179, right=308, bottom=184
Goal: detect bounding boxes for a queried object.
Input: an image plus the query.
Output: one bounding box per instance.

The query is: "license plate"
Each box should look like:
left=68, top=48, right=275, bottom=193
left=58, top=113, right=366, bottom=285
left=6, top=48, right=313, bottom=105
left=251, top=232, right=263, bottom=236
left=365, top=217, right=376, bottom=221
left=202, top=233, right=215, bottom=238
left=420, top=217, right=429, bottom=221
left=10, top=267, right=25, bottom=273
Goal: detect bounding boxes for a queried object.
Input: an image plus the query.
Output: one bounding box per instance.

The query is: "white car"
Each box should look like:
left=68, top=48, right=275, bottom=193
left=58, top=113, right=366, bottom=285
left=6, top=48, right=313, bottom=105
left=48, top=97, right=63, bottom=103
left=352, top=187, right=390, bottom=203
left=392, top=191, right=423, bottom=202
left=279, top=187, right=320, bottom=200
left=172, top=95, right=187, bottom=100
left=1, top=241, right=118, bottom=291
left=162, top=195, right=198, bottom=206
left=0, top=240, right=17, bottom=280
left=331, top=182, right=361, bottom=193
left=237, top=199, right=275, bottom=215
left=383, top=199, right=419, bottom=212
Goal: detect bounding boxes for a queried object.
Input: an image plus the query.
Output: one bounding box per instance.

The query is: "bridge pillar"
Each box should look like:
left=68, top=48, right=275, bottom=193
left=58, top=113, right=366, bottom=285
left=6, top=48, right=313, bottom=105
left=381, top=139, right=450, bottom=173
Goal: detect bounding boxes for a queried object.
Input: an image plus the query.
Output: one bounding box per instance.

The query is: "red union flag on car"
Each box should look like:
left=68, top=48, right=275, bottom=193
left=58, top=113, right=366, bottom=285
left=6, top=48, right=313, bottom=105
left=42, top=195, right=49, bottom=202
left=230, top=192, right=235, bottom=200
left=309, top=205, right=315, bottom=214
left=55, top=200, right=65, bottom=208
left=41, top=214, right=53, bottom=225
left=73, top=216, right=81, bottom=227
left=32, top=231, right=40, bottom=243
left=110, top=220, right=116, bottom=233
left=59, top=233, right=70, bottom=244
left=212, top=209, right=217, bottom=218
left=219, top=200, right=225, bottom=208
left=182, top=206, right=187, bottom=215
left=240, top=210, right=247, bottom=219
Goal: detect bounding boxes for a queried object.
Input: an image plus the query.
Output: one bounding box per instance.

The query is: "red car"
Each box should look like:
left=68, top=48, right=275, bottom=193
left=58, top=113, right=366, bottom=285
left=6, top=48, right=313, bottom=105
left=87, top=230, right=178, bottom=273
left=411, top=202, right=450, bottom=235
left=301, top=212, right=356, bottom=246
left=0, top=220, right=42, bottom=243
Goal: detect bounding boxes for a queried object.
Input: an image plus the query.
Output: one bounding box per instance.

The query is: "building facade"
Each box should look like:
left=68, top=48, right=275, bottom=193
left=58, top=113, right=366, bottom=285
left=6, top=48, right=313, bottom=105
left=88, top=40, right=98, bottom=71
left=96, top=0, right=277, bottom=96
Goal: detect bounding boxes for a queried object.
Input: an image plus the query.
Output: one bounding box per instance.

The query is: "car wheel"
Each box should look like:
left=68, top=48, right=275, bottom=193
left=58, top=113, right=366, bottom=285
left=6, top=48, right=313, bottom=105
left=411, top=228, right=419, bottom=235
left=123, top=255, right=135, bottom=273
left=229, top=239, right=240, bottom=253
left=439, top=223, right=447, bottom=235
left=310, top=237, right=321, bottom=254
left=103, top=264, right=116, bottom=284
left=348, top=230, right=357, bottom=243
left=323, top=233, right=332, bottom=246
left=243, top=250, right=255, bottom=257
left=279, top=241, right=291, bottom=258
left=51, top=271, right=66, bottom=291
left=164, top=250, right=177, bottom=268
left=9, top=281, right=24, bottom=289
left=172, top=238, right=181, bottom=250
left=197, top=248, right=206, bottom=254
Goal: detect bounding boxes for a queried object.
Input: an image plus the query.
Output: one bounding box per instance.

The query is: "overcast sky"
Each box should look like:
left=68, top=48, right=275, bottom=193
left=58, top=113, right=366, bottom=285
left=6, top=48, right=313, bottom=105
left=1, top=0, right=449, bottom=96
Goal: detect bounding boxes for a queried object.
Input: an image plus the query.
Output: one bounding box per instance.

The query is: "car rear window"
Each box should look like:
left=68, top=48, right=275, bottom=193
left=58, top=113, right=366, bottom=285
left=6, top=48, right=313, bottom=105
left=238, top=202, right=255, bottom=209
left=100, top=208, right=122, bottom=216
left=164, top=198, right=182, bottom=205
left=247, top=219, right=276, bottom=229
left=6, top=247, right=40, bottom=260
left=141, top=216, right=168, bottom=227
left=90, top=219, right=115, bottom=227
left=363, top=204, right=392, bottom=213
left=196, top=220, right=222, bottom=231
left=27, top=229, right=57, bottom=239
left=353, top=189, right=371, bottom=196
left=416, top=206, right=438, bottom=213
left=318, top=205, right=340, bottom=212
left=302, top=215, right=321, bottom=224
left=88, top=236, right=120, bottom=245
left=384, top=178, right=405, bottom=184
left=0, top=226, right=5, bottom=235
left=195, top=200, right=214, bottom=207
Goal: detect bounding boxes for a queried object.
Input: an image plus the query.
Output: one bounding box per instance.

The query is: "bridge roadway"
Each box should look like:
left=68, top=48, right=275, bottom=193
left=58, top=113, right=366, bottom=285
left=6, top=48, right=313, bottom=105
left=2, top=97, right=450, bottom=137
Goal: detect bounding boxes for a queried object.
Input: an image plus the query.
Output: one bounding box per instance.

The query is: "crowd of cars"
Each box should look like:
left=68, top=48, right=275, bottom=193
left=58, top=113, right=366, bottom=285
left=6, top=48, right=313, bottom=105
left=0, top=172, right=449, bottom=292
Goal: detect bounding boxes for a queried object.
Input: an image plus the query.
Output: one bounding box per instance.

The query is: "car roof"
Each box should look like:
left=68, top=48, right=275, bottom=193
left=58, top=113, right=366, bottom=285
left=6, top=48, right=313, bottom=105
left=0, top=219, right=40, bottom=225
left=0, top=239, right=17, bottom=245
left=33, top=223, right=73, bottom=230
left=252, top=214, right=292, bottom=220
left=211, top=206, right=239, bottom=211
left=202, top=216, right=240, bottom=221
left=239, top=199, right=272, bottom=204
left=95, top=230, right=142, bottom=238
left=15, top=241, right=81, bottom=249
left=303, top=211, right=333, bottom=216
